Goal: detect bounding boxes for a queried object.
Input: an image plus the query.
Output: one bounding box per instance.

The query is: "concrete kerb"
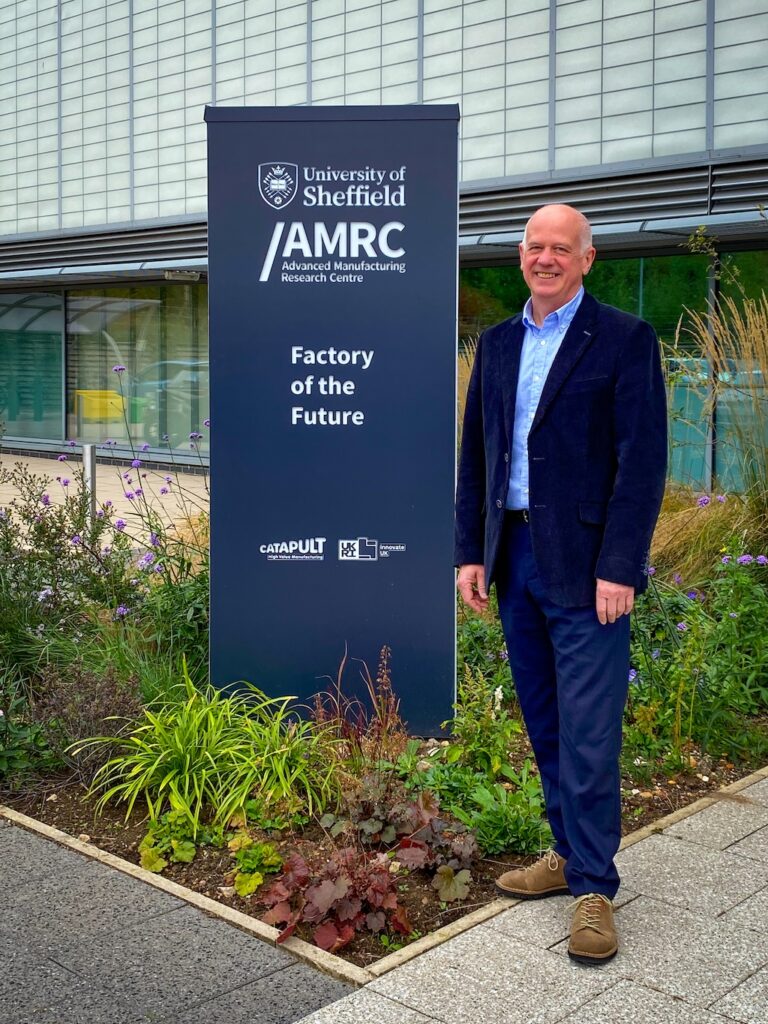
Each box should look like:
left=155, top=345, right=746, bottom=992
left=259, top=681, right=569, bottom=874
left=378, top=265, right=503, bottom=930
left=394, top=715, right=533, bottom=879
left=2, top=762, right=768, bottom=985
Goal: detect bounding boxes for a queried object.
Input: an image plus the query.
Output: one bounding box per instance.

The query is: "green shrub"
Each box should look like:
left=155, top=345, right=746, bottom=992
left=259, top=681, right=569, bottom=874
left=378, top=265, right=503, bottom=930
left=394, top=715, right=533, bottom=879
left=78, top=664, right=341, bottom=831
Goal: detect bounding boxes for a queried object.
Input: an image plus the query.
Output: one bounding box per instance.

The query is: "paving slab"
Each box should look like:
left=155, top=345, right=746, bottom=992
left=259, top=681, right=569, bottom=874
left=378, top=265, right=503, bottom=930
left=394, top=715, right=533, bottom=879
left=295, top=988, right=439, bottom=1024
left=710, top=965, right=768, bottom=1024
left=615, top=833, right=768, bottom=916
left=719, top=886, right=768, bottom=934
left=0, top=945, right=149, bottom=1024
left=368, top=926, right=612, bottom=1024
left=163, top=963, right=351, bottom=1024
left=664, top=797, right=768, bottom=850
left=0, top=855, right=184, bottom=953
left=740, top=778, right=768, bottom=806
left=486, top=888, right=638, bottom=949
left=727, top=825, right=768, bottom=865
left=52, top=904, right=294, bottom=1018
left=0, top=819, right=95, bottom=890
left=556, top=978, right=733, bottom=1024
left=551, top=895, right=768, bottom=1007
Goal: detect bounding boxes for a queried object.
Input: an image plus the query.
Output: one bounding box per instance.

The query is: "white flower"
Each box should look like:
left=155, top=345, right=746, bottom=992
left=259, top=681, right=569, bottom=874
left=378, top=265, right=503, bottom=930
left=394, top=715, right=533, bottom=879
left=493, top=686, right=503, bottom=712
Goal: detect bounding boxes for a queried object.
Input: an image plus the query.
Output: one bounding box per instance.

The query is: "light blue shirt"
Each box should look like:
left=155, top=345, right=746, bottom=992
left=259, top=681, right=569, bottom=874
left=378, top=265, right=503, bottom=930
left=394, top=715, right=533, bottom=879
left=506, top=287, right=585, bottom=510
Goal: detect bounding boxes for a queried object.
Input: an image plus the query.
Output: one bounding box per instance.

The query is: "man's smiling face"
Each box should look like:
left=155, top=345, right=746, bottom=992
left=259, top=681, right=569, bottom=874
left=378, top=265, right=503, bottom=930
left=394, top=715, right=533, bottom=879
left=519, top=205, right=596, bottom=322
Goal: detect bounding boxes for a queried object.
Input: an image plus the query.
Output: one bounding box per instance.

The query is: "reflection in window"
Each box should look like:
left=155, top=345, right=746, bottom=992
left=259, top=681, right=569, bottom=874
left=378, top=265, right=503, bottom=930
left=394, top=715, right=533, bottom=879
left=66, top=284, right=209, bottom=456
left=0, top=292, right=64, bottom=441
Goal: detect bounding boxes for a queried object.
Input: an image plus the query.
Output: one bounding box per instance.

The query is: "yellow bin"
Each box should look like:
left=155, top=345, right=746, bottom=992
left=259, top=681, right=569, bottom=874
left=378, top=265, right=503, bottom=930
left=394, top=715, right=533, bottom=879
left=74, top=389, right=126, bottom=422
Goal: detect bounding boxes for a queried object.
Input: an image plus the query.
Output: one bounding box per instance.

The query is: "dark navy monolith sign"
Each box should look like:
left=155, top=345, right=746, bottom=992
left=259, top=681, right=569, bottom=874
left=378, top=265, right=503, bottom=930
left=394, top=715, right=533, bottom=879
left=205, top=106, right=459, bottom=735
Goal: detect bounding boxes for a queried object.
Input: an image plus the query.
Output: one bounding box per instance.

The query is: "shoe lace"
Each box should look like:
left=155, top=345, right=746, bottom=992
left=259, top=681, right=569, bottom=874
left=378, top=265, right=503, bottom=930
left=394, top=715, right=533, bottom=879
left=570, top=893, right=612, bottom=931
left=523, top=849, right=560, bottom=873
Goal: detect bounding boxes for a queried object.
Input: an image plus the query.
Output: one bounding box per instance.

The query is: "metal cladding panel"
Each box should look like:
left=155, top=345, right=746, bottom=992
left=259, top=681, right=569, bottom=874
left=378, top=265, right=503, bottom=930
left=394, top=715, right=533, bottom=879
left=206, top=105, right=460, bottom=736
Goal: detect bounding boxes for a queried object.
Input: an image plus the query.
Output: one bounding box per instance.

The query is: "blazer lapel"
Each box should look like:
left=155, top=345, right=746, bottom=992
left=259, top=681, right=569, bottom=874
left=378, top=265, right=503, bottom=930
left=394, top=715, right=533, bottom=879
left=498, top=313, right=524, bottom=444
left=530, top=292, right=599, bottom=434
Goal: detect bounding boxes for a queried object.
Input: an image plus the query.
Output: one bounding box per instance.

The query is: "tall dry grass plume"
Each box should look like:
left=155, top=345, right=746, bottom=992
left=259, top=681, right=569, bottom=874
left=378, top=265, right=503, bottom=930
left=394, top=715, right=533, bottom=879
left=677, top=289, right=768, bottom=549
left=457, top=336, right=477, bottom=445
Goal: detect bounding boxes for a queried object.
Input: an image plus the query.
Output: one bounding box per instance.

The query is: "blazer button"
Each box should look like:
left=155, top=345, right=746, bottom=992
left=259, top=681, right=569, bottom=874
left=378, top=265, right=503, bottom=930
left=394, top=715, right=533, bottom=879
left=504, top=452, right=509, bottom=462
left=496, top=499, right=503, bottom=509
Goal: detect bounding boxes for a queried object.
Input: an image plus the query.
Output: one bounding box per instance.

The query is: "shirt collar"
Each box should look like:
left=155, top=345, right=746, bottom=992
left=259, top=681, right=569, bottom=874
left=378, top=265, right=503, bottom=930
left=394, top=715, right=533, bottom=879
left=522, top=286, right=585, bottom=332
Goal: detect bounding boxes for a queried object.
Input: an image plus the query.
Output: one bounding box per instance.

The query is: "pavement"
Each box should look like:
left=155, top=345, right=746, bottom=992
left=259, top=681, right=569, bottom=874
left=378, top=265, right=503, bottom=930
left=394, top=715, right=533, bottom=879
left=0, top=817, right=351, bottom=1024
left=3, top=773, right=768, bottom=1024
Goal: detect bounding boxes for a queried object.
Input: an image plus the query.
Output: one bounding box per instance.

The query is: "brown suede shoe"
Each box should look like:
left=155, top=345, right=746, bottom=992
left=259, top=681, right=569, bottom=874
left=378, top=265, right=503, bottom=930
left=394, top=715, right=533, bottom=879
left=568, top=893, right=618, bottom=964
left=495, top=850, right=569, bottom=899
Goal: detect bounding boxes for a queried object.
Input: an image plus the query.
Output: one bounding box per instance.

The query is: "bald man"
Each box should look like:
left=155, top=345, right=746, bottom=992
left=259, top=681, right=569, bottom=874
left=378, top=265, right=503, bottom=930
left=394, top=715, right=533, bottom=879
left=455, top=204, right=667, bottom=963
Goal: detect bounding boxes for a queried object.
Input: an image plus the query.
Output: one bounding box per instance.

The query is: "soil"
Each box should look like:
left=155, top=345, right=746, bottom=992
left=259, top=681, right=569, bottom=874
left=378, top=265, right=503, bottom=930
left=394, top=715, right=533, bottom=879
left=2, top=750, right=748, bottom=968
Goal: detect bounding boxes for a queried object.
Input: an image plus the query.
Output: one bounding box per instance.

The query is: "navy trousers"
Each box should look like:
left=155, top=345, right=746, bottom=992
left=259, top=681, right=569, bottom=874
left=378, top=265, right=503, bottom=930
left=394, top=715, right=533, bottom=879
left=495, top=517, right=630, bottom=898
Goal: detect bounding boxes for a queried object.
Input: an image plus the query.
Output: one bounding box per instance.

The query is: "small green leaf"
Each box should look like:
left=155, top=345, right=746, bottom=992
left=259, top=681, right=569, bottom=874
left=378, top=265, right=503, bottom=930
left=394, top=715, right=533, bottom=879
left=431, top=865, right=471, bottom=902
left=234, top=870, right=264, bottom=897
left=170, top=839, right=196, bottom=864
left=140, top=846, right=168, bottom=873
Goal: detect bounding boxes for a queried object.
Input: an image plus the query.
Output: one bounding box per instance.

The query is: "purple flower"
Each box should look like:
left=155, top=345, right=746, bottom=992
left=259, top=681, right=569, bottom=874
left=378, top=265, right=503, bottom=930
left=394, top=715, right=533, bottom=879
left=113, top=605, right=129, bottom=619
left=686, top=590, right=698, bottom=600
left=115, top=519, right=126, bottom=531
left=96, top=509, right=104, bottom=518
left=40, top=494, right=51, bottom=507
left=153, top=563, right=164, bottom=573
left=729, top=612, right=738, bottom=618
left=721, top=555, right=731, bottom=565
left=737, top=554, right=754, bottom=565
left=647, top=566, right=656, bottom=576
left=628, top=668, right=638, bottom=682
left=164, top=475, right=173, bottom=484
left=71, top=535, right=81, bottom=546
left=123, top=472, right=132, bottom=481
left=189, top=431, right=203, bottom=441
left=103, top=500, right=113, bottom=509
left=131, top=459, right=141, bottom=468
left=67, top=439, right=76, bottom=447
left=500, top=647, right=509, bottom=661
left=130, top=577, right=140, bottom=586
left=203, top=418, right=210, bottom=427
left=676, top=622, right=688, bottom=632
left=757, top=555, right=768, bottom=566
left=61, top=478, right=70, bottom=487
left=137, top=552, right=154, bottom=570
left=57, top=454, right=68, bottom=462
left=673, top=573, right=683, bottom=585
left=149, top=532, right=159, bottom=547
left=102, top=544, right=111, bottom=555
left=160, top=487, right=169, bottom=495
left=697, top=495, right=710, bottom=507
left=0, top=508, right=7, bottom=521
left=134, top=487, right=143, bottom=497
left=124, top=491, right=135, bottom=501
left=716, top=494, right=726, bottom=503
left=37, top=587, right=53, bottom=602
left=112, top=364, right=126, bottom=373
left=140, top=443, right=150, bottom=451
left=651, top=648, right=661, bottom=660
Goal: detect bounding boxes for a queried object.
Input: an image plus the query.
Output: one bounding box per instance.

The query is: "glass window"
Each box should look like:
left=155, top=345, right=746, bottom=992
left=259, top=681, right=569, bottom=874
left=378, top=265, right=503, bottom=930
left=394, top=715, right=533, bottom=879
left=66, top=284, right=209, bottom=457
left=0, top=292, right=64, bottom=441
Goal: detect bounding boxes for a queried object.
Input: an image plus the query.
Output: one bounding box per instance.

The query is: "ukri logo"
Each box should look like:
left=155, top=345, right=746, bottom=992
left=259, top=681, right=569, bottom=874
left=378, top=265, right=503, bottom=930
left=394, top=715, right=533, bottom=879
left=258, top=163, right=298, bottom=209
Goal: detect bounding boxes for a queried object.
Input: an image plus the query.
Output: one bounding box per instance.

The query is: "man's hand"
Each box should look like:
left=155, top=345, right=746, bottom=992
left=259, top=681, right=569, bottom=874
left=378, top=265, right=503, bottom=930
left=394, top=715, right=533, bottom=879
left=457, top=564, right=489, bottom=614
left=595, top=578, right=634, bottom=624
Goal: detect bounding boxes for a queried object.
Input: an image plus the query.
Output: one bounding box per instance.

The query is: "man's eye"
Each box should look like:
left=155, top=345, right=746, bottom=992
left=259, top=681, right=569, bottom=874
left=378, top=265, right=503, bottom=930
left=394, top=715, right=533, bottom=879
left=528, top=245, right=542, bottom=253
left=554, top=247, right=571, bottom=255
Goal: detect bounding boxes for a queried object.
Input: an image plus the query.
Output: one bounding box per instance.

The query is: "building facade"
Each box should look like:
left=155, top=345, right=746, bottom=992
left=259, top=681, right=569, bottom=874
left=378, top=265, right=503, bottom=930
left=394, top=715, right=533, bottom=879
left=1, top=0, right=767, bottom=472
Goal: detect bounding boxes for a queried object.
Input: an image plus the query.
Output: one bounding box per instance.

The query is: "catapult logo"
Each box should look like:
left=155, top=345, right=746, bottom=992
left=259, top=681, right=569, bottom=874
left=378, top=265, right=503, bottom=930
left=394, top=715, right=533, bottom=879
left=259, top=536, right=326, bottom=561
left=258, top=163, right=298, bottom=209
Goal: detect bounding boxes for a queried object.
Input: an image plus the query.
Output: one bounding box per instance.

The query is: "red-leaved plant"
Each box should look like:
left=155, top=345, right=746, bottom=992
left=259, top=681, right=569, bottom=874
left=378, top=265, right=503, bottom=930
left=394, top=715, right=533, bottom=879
left=261, top=848, right=412, bottom=952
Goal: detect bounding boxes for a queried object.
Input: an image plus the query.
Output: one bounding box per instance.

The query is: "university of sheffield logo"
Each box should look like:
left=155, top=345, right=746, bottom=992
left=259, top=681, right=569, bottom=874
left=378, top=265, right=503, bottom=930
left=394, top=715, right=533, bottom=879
left=258, top=163, right=298, bottom=209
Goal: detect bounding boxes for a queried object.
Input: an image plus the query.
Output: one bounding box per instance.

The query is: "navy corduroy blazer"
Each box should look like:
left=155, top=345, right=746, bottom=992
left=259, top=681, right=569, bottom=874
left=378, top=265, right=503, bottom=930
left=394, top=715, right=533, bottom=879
left=455, top=292, right=668, bottom=607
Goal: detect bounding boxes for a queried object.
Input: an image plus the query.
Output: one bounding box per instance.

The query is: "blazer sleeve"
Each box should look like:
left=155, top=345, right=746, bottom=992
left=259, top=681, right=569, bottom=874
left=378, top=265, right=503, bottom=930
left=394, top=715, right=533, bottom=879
left=595, top=319, right=668, bottom=586
left=454, top=332, right=487, bottom=567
